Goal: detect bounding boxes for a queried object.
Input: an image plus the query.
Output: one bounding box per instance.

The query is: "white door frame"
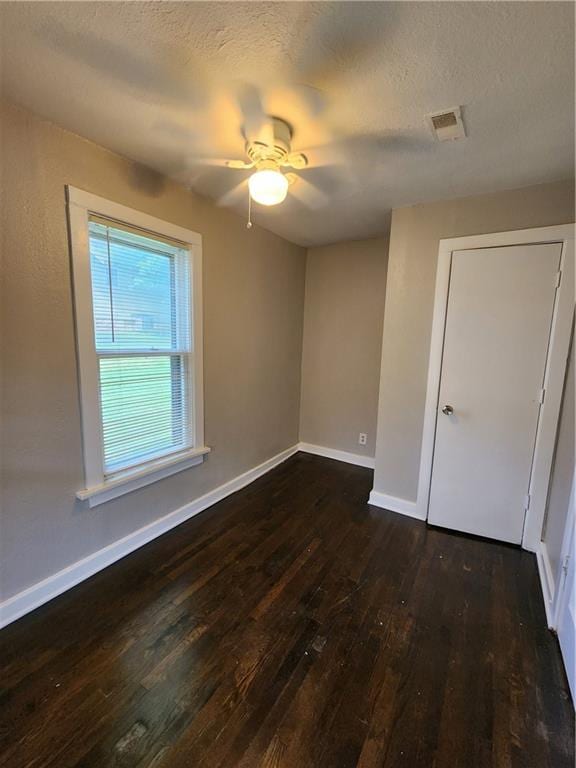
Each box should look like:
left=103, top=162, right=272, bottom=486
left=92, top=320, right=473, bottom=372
left=416, top=224, right=574, bottom=551
left=551, top=466, right=575, bottom=629
left=549, top=469, right=576, bottom=700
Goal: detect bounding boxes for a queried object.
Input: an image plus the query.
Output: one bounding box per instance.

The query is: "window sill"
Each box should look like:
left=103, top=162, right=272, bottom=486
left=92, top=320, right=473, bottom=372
left=76, top=447, right=211, bottom=508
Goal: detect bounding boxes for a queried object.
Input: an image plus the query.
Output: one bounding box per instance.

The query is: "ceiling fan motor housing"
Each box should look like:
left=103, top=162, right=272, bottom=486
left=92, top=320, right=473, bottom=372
left=245, top=117, right=292, bottom=169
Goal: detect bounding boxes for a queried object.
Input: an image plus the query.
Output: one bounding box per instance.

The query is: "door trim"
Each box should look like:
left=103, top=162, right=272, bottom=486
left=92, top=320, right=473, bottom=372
left=551, top=466, right=575, bottom=629
left=416, top=224, right=574, bottom=551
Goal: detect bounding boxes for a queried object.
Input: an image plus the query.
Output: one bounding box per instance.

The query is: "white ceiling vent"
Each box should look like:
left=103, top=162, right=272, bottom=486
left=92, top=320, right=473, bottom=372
left=427, top=106, right=466, bottom=142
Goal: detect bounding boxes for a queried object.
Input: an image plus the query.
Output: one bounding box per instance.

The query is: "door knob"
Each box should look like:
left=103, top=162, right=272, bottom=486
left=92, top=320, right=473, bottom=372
left=442, top=405, right=454, bottom=416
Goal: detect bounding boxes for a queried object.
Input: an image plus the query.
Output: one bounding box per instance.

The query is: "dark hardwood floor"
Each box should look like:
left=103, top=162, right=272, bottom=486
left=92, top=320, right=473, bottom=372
left=0, top=453, right=573, bottom=767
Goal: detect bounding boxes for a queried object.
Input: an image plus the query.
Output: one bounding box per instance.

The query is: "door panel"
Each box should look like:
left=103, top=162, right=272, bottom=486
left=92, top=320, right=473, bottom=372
left=428, top=243, right=561, bottom=543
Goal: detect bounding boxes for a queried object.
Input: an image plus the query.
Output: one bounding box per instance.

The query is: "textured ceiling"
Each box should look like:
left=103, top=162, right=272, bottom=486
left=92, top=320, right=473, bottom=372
left=1, top=2, right=574, bottom=246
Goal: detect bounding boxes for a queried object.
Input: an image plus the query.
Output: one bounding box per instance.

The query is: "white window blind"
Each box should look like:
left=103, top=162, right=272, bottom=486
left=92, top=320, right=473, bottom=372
left=88, top=217, right=194, bottom=475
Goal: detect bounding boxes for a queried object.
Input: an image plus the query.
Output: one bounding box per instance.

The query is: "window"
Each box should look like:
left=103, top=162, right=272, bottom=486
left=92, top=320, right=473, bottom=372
left=89, top=218, right=192, bottom=474
left=68, top=188, right=208, bottom=506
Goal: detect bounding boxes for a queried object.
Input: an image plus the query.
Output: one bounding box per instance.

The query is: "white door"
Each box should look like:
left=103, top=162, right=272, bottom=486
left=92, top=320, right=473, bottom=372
left=428, top=243, right=562, bottom=544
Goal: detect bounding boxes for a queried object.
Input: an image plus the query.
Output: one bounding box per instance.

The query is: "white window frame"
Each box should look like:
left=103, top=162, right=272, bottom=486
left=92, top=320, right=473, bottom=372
left=67, top=187, right=209, bottom=507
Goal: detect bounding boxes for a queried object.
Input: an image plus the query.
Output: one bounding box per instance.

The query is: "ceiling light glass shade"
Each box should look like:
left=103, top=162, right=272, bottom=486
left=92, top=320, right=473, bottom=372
left=248, top=169, right=289, bottom=206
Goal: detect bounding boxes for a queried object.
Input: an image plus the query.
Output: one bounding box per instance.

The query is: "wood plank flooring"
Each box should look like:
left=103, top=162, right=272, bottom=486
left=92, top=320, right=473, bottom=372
left=0, top=453, right=573, bottom=767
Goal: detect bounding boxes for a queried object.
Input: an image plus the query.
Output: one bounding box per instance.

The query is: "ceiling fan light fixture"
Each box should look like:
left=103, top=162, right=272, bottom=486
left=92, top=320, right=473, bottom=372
left=248, top=169, right=289, bottom=206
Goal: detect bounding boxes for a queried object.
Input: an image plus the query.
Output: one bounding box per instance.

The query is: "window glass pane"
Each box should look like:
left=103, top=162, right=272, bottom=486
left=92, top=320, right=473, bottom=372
left=89, top=221, right=188, bottom=351
left=99, top=355, right=188, bottom=473
left=84, top=215, right=194, bottom=477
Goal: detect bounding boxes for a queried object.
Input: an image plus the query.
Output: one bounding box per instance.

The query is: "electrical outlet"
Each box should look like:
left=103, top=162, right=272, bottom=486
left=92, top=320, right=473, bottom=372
left=358, top=432, right=367, bottom=446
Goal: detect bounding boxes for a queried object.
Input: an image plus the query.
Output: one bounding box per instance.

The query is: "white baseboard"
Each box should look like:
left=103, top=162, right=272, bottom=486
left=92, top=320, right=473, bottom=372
left=297, top=442, right=375, bottom=469
left=536, top=541, right=556, bottom=629
left=0, top=444, right=299, bottom=630
left=368, top=490, right=425, bottom=521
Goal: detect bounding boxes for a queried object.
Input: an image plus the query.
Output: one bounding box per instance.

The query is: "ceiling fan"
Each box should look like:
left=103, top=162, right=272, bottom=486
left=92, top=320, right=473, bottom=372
left=36, top=8, right=395, bottom=214
left=222, top=116, right=308, bottom=207
left=170, top=83, right=341, bottom=213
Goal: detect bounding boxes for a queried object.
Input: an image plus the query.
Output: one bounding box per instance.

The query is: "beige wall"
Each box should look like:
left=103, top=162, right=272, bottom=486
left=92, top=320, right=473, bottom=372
left=374, top=179, right=575, bottom=501
left=0, top=101, right=306, bottom=600
left=299, top=239, right=388, bottom=457
left=2, top=99, right=573, bottom=606
left=543, top=330, right=574, bottom=585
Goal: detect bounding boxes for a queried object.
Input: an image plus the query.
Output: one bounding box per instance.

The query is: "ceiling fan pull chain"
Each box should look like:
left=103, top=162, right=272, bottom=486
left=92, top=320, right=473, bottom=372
left=247, top=187, right=253, bottom=229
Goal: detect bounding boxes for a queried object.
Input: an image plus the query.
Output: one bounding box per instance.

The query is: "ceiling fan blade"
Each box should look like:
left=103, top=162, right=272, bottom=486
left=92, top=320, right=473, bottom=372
left=217, top=178, right=249, bottom=208
left=293, top=4, right=387, bottom=92
left=42, top=21, right=207, bottom=107
left=290, top=84, right=327, bottom=118
left=288, top=175, right=329, bottom=209
left=283, top=152, right=308, bottom=170
left=184, top=157, right=233, bottom=168
left=226, top=160, right=254, bottom=170
left=301, top=133, right=430, bottom=170
left=234, top=82, right=267, bottom=139
left=293, top=143, right=347, bottom=170
left=180, top=156, right=252, bottom=170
